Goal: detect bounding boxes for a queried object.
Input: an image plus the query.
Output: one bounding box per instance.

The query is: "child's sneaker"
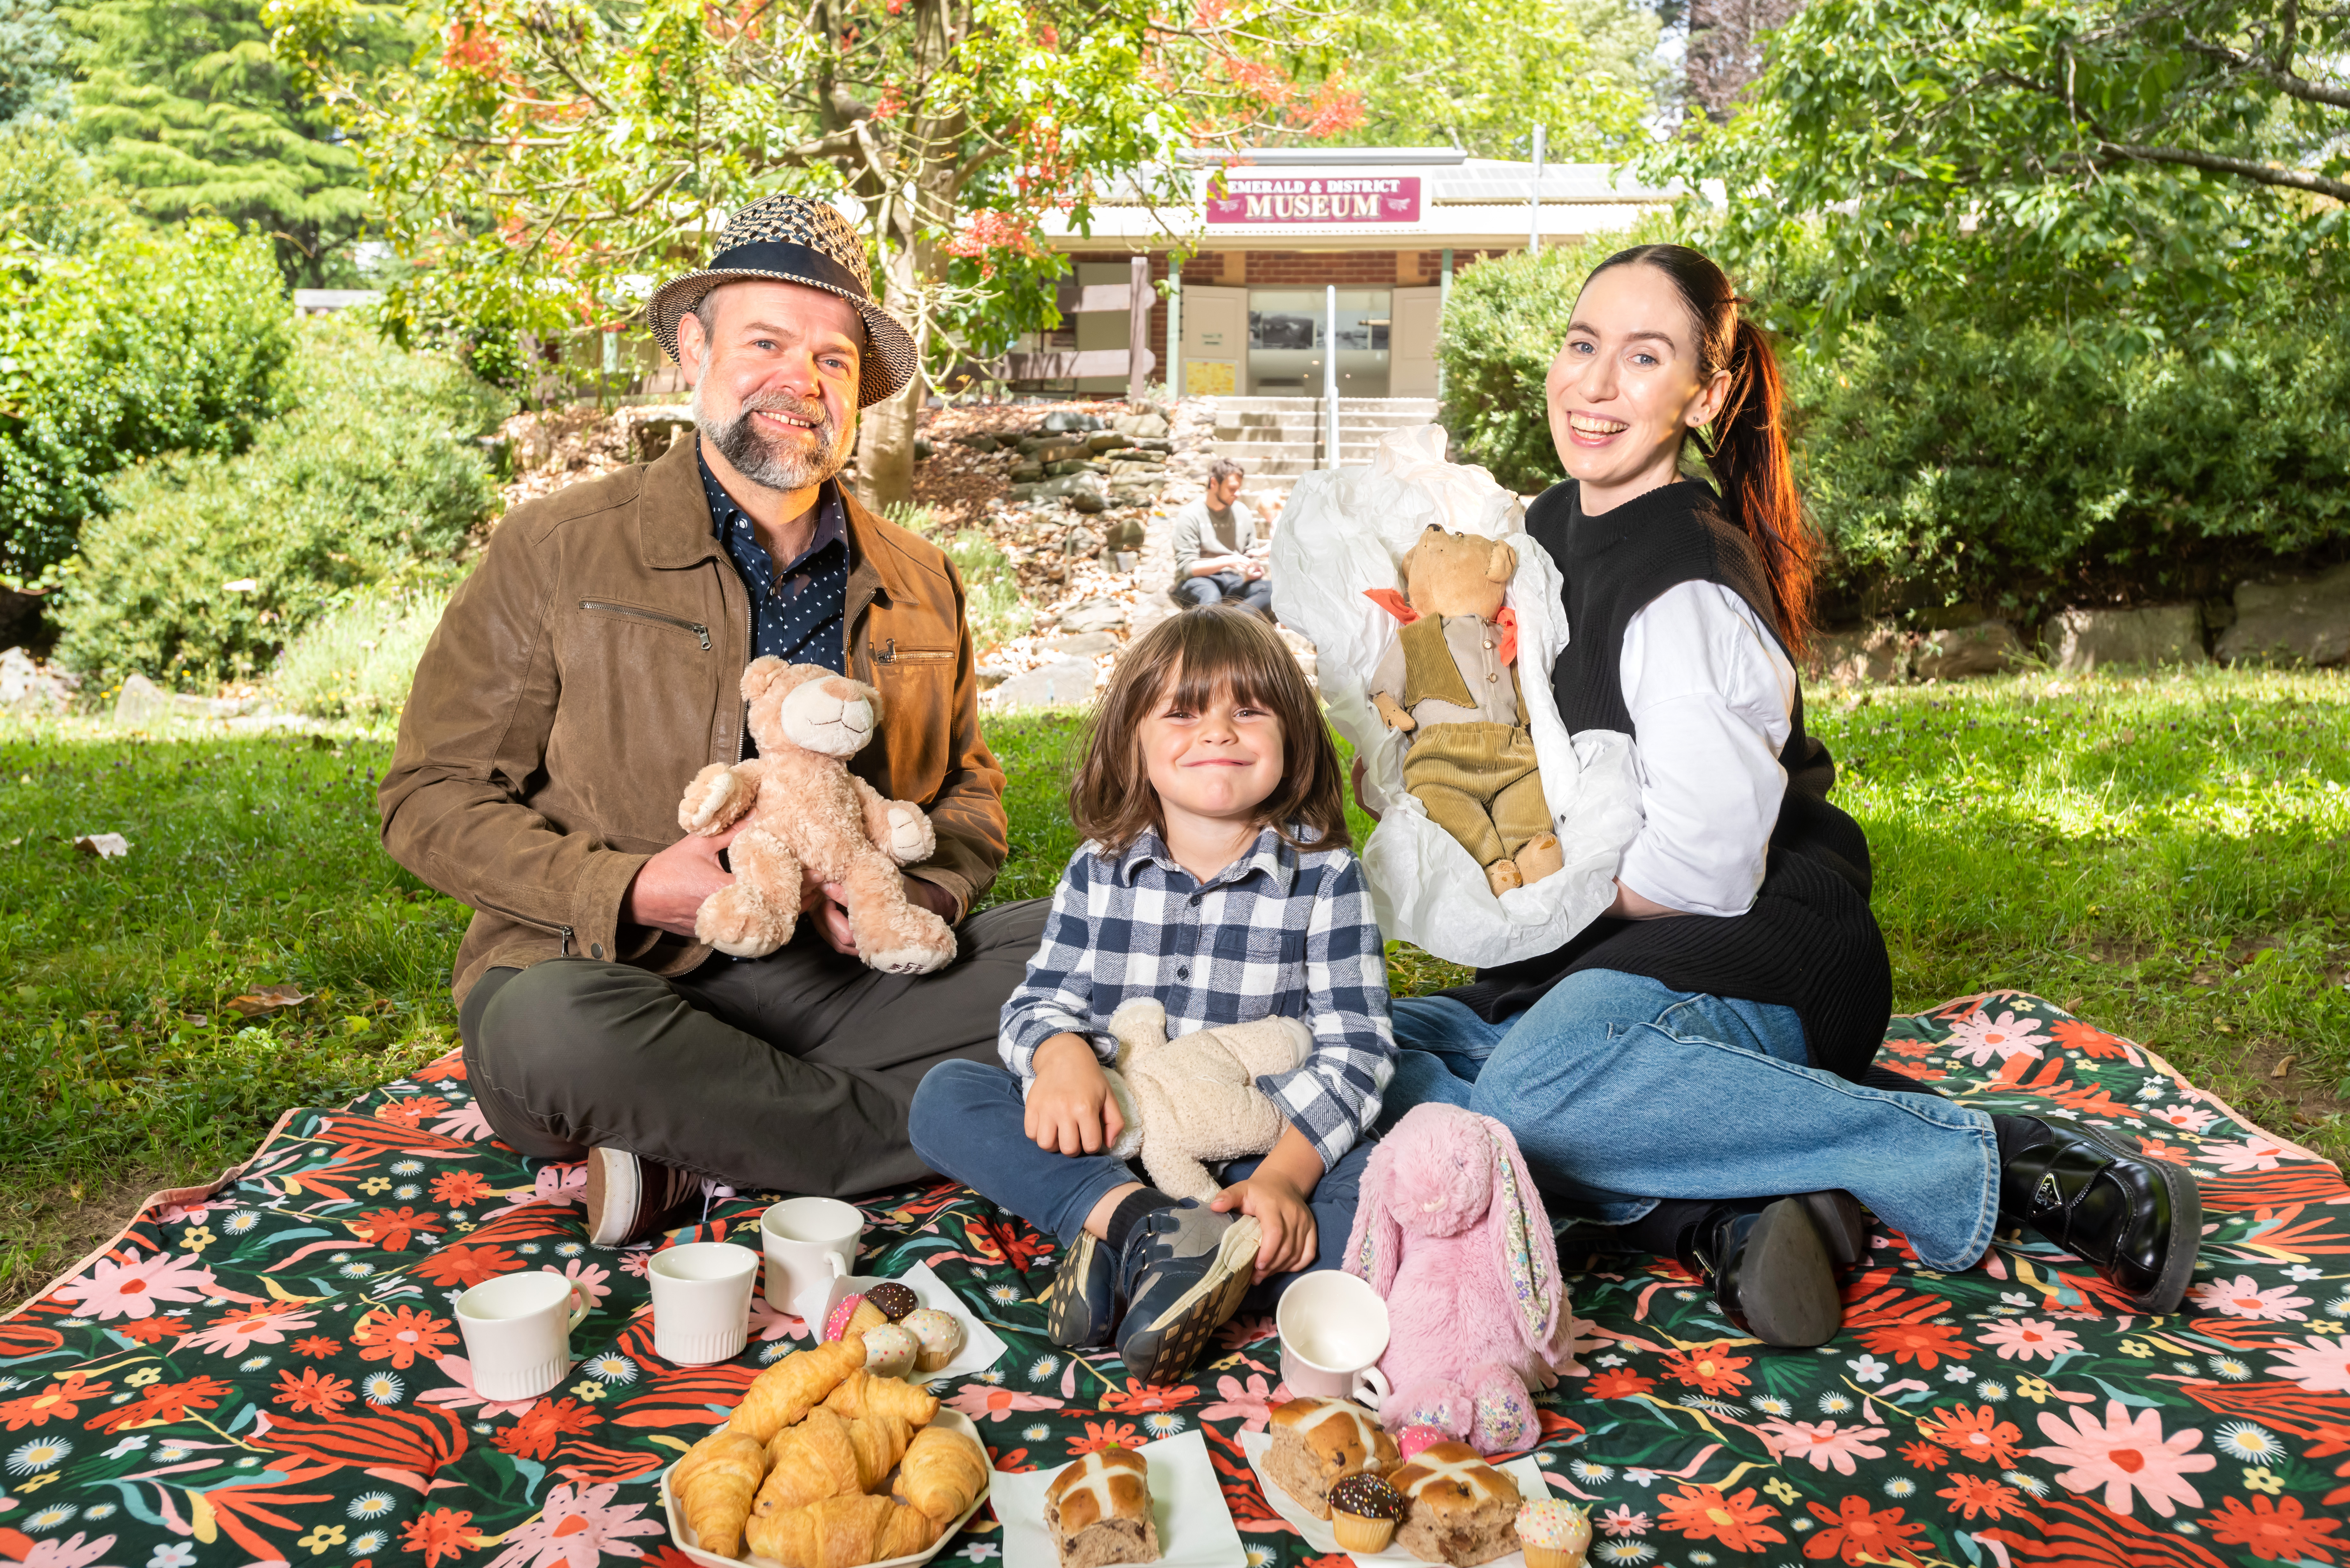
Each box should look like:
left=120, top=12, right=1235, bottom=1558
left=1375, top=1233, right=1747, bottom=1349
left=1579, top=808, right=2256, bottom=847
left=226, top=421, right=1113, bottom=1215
left=1045, top=1232, right=1121, bottom=1349
left=1113, top=1200, right=1262, bottom=1386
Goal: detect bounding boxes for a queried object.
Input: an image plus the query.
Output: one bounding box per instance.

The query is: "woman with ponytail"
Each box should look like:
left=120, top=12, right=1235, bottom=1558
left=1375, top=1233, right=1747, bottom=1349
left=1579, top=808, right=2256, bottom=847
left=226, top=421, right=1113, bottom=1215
left=1374, top=245, right=2197, bottom=1345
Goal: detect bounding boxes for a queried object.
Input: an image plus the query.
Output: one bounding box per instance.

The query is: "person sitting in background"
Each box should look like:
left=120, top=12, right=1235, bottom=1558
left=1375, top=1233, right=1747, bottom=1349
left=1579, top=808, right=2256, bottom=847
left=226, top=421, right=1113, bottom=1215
left=1170, top=459, right=1274, bottom=618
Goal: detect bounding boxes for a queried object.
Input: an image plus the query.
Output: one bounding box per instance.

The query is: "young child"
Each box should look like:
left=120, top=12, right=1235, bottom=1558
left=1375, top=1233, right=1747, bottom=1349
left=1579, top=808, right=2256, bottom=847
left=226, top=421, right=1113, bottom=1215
left=909, top=605, right=1395, bottom=1386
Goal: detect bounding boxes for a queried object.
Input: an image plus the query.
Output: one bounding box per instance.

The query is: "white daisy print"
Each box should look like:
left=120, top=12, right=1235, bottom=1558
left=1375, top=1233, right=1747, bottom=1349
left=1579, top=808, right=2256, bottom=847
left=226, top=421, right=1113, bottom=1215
left=361, top=1372, right=405, bottom=1405
left=582, top=1354, right=639, bottom=1383
left=7, top=1439, right=70, bottom=1474
left=1028, top=1355, right=1061, bottom=1382
left=1142, top=1413, right=1185, bottom=1437
left=2217, top=1421, right=2280, bottom=1461
left=1569, top=1459, right=1614, bottom=1482
left=223, top=1211, right=261, bottom=1234
left=1023, top=1424, right=1052, bottom=1442
left=1818, top=1392, right=1853, bottom=1414
left=555, top=1242, right=585, bottom=1258
left=349, top=1532, right=388, bottom=1555
left=390, top=1161, right=425, bottom=1175
left=23, top=1505, right=77, bottom=1532
left=349, top=1493, right=396, bottom=1519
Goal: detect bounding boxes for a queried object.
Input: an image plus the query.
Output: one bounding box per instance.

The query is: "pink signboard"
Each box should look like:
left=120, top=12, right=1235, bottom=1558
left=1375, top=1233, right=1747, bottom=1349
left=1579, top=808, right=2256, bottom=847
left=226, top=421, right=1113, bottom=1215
left=1204, top=173, right=1421, bottom=225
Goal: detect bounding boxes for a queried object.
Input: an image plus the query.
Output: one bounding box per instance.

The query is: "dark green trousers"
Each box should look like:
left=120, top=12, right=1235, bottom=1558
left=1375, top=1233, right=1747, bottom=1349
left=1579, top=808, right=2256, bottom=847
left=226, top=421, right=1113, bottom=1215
left=459, top=899, right=1050, bottom=1198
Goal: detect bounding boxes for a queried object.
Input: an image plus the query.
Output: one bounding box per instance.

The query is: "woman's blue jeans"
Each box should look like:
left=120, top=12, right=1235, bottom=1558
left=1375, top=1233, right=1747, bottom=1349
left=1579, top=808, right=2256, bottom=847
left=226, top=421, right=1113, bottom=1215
left=1384, top=969, right=1999, bottom=1272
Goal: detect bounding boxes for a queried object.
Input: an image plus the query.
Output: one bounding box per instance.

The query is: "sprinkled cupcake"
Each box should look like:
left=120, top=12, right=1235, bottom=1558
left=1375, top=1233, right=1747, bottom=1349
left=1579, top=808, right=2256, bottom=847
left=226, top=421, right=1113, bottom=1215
left=1394, top=1423, right=1447, bottom=1462
left=1514, top=1499, right=1591, bottom=1568
left=1327, top=1472, right=1405, bottom=1553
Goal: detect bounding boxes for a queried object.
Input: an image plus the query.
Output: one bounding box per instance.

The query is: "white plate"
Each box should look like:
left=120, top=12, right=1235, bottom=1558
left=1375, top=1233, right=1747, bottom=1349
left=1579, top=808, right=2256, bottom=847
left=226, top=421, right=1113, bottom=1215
left=1237, top=1427, right=1550, bottom=1568
left=794, top=1261, right=1010, bottom=1384
left=989, top=1429, right=1242, bottom=1568
left=660, top=1408, right=992, bottom=1568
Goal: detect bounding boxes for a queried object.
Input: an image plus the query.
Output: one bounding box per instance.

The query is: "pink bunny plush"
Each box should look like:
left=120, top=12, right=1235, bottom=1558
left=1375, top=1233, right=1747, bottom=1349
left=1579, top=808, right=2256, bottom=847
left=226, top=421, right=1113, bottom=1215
left=1343, top=1103, right=1573, bottom=1454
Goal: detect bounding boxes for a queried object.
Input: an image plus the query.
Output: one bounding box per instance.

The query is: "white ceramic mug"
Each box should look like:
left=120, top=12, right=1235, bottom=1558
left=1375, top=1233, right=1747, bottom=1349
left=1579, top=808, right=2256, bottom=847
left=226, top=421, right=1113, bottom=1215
left=456, top=1270, right=593, bottom=1401
left=650, top=1241, right=759, bottom=1365
left=761, top=1196, right=863, bottom=1324
left=1276, top=1270, right=1392, bottom=1407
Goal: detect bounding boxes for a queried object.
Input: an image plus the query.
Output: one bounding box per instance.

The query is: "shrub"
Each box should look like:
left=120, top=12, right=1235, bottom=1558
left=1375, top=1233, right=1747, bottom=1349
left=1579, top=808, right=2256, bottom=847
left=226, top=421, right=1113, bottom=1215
left=885, top=502, right=1035, bottom=651
left=52, top=318, right=508, bottom=684
left=271, top=582, right=459, bottom=719
left=0, top=216, right=297, bottom=586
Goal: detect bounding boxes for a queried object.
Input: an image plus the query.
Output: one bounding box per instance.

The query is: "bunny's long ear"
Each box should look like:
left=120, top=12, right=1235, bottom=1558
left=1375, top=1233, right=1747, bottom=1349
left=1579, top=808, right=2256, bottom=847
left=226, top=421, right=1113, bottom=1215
left=1342, top=1137, right=1404, bottom=1299
left=1478, top=1113, right=1565, bottom=1358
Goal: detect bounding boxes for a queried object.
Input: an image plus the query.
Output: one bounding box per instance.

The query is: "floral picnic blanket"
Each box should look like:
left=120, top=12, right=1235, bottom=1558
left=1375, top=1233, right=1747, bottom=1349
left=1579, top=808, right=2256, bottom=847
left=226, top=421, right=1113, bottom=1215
left=3, top=992, right=2347, bottom=1568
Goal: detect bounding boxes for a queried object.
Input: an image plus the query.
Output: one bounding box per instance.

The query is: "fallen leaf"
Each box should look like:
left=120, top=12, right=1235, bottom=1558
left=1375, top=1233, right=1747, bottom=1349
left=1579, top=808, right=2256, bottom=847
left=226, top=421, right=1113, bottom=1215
left=228, top=984, right=311, bottom=1017
left=2273, top=1055, right=2294, bottom=1078
left=73, top=833, right=131, bottom=859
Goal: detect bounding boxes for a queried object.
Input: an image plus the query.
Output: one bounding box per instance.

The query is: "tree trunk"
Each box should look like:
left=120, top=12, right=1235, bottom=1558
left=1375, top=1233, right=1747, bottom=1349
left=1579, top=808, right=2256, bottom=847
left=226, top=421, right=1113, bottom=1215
left=855, top=240, right=926, bottom=512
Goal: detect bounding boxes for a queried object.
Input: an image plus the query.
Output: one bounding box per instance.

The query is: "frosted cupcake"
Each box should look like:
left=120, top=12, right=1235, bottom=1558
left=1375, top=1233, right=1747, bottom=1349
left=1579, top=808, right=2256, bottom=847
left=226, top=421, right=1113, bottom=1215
left=1514, top=1499, right=1591, bottom=1568
left=1327, top=1473, right=1405, bottom=1554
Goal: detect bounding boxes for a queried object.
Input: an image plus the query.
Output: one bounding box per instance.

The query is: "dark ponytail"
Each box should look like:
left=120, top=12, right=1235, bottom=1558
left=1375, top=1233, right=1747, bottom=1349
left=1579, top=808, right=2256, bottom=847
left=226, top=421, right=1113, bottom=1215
left=1584, top=244, right=1818, bottom=655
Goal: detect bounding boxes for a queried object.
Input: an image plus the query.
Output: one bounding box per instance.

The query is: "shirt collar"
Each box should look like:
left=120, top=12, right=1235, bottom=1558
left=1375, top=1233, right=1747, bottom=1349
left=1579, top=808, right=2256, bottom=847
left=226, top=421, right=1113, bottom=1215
left=699, top=442, right=848, bottom=577
left=1114, top=823, right=1294, bottom=895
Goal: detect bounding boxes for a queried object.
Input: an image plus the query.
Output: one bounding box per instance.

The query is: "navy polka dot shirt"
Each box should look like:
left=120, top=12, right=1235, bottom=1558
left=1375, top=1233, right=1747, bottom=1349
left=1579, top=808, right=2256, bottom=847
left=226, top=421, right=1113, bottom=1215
left=700, top=445, right=850, bottom=759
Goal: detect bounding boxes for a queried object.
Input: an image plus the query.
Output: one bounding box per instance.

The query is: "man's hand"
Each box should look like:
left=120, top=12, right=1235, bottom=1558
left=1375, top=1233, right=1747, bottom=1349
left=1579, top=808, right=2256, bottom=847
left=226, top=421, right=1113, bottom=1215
left=1025, top=1034, right=1123, bottom=1154
left=622, top=823, right=744, bottom=937
left=1241, top=558, right=1267, bottom=581
left=1211, top=1126, right=1324, bottom=1281
left=1190, top=553, right=1247, bottom=578
left=801, top=871, right=957, bottom=957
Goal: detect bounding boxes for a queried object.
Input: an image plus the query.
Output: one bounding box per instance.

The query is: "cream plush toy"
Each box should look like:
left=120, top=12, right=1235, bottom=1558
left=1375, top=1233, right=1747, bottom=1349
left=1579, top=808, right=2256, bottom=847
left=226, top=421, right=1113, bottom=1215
left=677, top=657, right=959, bottom=975
left=1088, top=998, right=1311, bottom=1203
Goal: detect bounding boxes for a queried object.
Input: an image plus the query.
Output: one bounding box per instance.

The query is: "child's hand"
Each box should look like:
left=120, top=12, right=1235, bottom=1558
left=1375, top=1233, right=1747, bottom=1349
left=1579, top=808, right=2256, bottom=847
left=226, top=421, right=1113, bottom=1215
left=1025, top=1033, right=1123, bottom=1155
left=1212, top=1171, right=1317, bottom=1283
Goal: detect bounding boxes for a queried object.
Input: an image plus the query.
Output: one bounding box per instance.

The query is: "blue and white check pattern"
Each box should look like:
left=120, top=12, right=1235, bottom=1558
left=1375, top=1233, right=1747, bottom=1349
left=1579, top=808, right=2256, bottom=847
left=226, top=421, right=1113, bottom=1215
left=999, top=825, right=1396, bottom=1172
left=701, top=444, right=849, bottom=683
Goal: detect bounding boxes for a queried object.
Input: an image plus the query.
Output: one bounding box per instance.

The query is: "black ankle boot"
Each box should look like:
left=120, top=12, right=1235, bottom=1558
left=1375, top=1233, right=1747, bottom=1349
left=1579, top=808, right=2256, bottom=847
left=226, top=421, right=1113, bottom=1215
left=1677, top=1198, right=1842, bottom=1348
left=1797, top=1189, right=1871, bottom=1270
left=1995, top=1115, right=2200, bottom=1314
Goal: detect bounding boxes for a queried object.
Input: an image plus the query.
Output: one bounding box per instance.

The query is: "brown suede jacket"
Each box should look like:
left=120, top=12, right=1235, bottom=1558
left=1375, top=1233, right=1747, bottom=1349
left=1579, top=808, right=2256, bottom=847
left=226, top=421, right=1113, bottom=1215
left=379, top=435, right=1008, bottom=1005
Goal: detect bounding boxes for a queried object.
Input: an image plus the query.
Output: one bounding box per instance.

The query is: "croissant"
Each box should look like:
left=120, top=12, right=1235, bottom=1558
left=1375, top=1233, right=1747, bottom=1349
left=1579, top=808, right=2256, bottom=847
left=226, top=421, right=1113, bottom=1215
left=744, top=1493, right=937, bottom=1568
left=891, top=1424, right=987, bottom=1528
left=729, top=1335, right=867, bottom=1444
left=754, top=1409, right=913, bottom=1516
left=820, top=1368, right=939, bottom=1429
left=675, top=1429, right=769, bottom=1559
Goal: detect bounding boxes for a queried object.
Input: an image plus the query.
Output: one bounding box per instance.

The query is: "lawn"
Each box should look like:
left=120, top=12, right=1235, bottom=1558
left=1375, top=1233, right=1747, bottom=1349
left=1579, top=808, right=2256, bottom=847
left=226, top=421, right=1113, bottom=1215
left=1, top=664, right=2345, bottom=1312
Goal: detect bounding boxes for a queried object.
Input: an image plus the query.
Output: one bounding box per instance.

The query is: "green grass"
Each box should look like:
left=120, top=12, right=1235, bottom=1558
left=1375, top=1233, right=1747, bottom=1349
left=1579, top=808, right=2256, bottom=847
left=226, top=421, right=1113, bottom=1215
left=2, top=668, right=2345, bottom=1311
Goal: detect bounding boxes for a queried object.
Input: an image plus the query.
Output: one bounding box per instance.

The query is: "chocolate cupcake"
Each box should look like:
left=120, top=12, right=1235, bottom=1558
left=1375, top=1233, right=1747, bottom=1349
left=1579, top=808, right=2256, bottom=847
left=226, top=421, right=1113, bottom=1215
left=1327, top=1472, right=1405, bottom=1553
left=865, top=1280, right=920, bottom=1321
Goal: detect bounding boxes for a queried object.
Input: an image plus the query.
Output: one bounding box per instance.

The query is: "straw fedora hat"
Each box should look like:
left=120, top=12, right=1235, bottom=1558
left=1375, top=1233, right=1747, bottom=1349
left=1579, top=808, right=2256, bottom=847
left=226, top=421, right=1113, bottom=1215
left=643, top=194, right=919, bottom=409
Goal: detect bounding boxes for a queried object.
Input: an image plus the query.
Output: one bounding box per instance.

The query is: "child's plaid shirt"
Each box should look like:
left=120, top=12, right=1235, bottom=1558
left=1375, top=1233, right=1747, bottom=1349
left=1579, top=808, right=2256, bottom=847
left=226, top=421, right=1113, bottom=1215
left=999, top=824, right=1395, bottom=1173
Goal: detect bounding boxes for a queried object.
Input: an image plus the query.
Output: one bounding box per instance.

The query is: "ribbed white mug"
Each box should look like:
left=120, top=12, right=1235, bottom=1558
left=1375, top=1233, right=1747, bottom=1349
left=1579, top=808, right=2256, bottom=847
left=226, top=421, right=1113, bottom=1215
left=651, top=1241, right=758, bottom=1365
left=456, top=1270, right=593, bottom=1401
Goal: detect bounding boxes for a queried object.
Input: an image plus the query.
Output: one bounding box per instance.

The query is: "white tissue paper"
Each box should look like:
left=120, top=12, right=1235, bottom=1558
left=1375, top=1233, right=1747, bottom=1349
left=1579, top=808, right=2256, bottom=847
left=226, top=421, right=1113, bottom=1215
left=1271, top=426, right=1643, bottom=969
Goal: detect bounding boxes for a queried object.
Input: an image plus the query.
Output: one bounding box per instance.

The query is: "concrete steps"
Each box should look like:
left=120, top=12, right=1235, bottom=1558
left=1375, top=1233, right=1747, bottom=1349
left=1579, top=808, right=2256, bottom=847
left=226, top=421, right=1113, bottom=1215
left=1206, top=397, right=1442, bottom=477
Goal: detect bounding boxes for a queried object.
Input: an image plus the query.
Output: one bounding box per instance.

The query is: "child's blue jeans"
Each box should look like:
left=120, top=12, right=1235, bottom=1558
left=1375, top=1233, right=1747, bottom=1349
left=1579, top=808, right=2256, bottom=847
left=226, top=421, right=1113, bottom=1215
left=910, top=1058, right=1373, bottom=1315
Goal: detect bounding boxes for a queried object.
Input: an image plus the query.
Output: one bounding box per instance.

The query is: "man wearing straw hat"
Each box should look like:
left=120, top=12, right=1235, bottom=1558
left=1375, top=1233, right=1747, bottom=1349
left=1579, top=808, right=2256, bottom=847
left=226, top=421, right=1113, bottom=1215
left=382, top=195, right=1046, bottom=1245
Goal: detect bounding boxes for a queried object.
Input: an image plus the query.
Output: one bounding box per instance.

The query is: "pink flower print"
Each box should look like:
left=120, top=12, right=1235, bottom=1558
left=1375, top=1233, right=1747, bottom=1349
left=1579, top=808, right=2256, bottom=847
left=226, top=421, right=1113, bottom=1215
left=1942, top=1010, right=2050, bottom=1067
left=2029, top=1399, right=2213, bottom=1516
left=52, top=1251, right=219, bottom=1320
left=416, top=1355, right=546, bottom=1419
left=1599, top=1506, right=1650, bottom=1537
left=430, top=1100, right=496, bottom=1142
left=2266, top=1336, right=2350, bottom=1392
left=2146, top=1104, right=2218, bottom=1134
left=175, top=1304, right=320, bottom=1357
left=746, top=1295, right=802, bottom=1344
left=1755, top=1418, right=1889, bottom=1475
left=484, top=1479, right=665, bottom=1568
left=17, top=1532, right=123, bottom=1568
left=2189, top=1275, right=2313, bottom=1322
left=534, top=1163, right=588, bottom=1206
left=2201, top=1137, right=2287, bottom=1173
left=944, top=1385, right=1063, bottom=1423
left=546, top=1259, right=613, bottom=1304
left=1197, top=1372, right=1283, bottom=1431
left=1976, top=1318, right=2084, bottom=1362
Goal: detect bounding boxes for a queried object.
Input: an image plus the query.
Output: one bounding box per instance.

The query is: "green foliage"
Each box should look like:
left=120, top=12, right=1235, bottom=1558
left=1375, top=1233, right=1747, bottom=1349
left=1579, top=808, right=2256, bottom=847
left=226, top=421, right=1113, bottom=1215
left=885, top=501, right=1037, bottom=652
left=0, top=119, right=119, bottom=253
left=1792, top=294, right=2350, bottom=612
left=0, top=0, right=70, bottom=125
left=60, top=0, right=414, bottom=286
left=271, top=582, right=457, bottom=719
left=0, top=218, right=297, bottom=588
left=52, top=319, right=507, bottom=684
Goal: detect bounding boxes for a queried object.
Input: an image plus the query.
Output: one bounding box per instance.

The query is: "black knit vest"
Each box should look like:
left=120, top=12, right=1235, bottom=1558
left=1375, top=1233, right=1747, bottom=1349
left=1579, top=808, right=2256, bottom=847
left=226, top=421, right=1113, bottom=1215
left=1439, top=479, right=1892, bottom=1079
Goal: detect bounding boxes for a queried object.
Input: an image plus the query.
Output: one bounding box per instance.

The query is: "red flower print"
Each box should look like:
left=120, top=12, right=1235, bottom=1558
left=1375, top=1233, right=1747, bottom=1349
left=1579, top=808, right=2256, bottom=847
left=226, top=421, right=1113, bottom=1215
left=1587, top=1368, right=1656, bottom=1399
left=292, top=1335, right=341, bottom=1358
left=492, top=1395, right=602, bottom=1460
left=989, top=1446, right=1036, bottom=1474
left=354, top=1305, right=459, bottom=1368
left=1657, top=1483, right=1787, bottom=1551
left=408, top=1243, right=522, bottom=1288
left=1101, top=1378, right=1197, bottom=1413
left=1937, top=1472, right=2028, bottom=1521
left=1921, top=1404, right=2024, bottom=1468
left=401, top=1505, right=478, bottom=1567
left=2201, top=1495, right=2346, bottom=1562
left=1660, top=1346, right=1751, bottom=1395
left=2138, top=1136, right=2193, bottom=1165
left=1899, top=1441, right=1949, bottom=1470
left=87, top=1374, right=232, bottom=1434
left=2051, top=1018, right=2129, bottom=1058
left=410, top=1052, right=469, bottom=1082
left=109, top=1316, right=177, bottom=1345
left=1802, top=1495, right=1929, bottom=1565
left=430, top=1171, right=494, bottom=1206
left=1068, top=1419, right=1141, bottom=1455
left=0, top=1372, right=109, bottom=1429
left=1855, top=1317, right=1969, bottom=1369
left=376, top=1095, right=450, bottom=1125
left=273, top=1366, right=354, bottom=1415
left=355, top=1206, right=446, bottom=1252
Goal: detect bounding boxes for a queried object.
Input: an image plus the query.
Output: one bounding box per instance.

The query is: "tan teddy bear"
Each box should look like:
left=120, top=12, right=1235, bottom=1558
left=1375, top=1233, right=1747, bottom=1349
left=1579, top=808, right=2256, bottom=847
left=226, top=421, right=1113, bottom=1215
left=676, top=657, right=959, bottom=975
left=1365, top=524, right=1564, bottom=897
left=1090, top=997, right=1312, bottom=1203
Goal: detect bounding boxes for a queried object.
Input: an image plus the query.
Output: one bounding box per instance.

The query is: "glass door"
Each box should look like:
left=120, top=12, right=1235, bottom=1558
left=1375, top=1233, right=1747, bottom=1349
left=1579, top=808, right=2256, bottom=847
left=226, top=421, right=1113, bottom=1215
left=1246, top=290, right=1391, bottom=397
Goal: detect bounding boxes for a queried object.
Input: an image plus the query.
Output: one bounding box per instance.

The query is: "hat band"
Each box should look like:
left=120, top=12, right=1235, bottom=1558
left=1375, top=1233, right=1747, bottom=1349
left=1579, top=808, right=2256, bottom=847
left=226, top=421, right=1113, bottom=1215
left=702, top=240, right=871, bottom=305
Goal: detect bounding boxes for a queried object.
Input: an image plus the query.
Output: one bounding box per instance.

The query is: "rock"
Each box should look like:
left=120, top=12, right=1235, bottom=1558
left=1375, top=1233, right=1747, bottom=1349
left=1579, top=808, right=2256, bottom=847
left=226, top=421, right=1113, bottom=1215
left=955, top=432, right=1002, bottom=451
left=1060, top=598, right=1128, bottom=634
left=632, top=417, right=692, bottom=464
left=913, top=437, right=933, bottom=461
left=1010, top=462, right=1043, bottom=483
left=1067, top=488, right=1107, bottom=514
left=1085, top=431, right=1133, bottom=454
left=1045, top=458, right=1097, bottom=478
left=974, top=660, right=1013, bottom=689
left=1806, top=625, right=1911, bottom=685
left=990, top=656, right=1097, bottom=707
left=2217, top=562, right=2350, bottom=666
left=1913, top=619, right=2026, bottom=680
left=1132, top=437, right=1174, bottom=454
left=2048, top=604, right=2209, bottom=672
left=1038, top=441, right=1092, bottom=466
left=1046, top=630, right=1120, bottom=656
left=1031, top=471, right=1108, bottom=507
left=115, top=673, right=175, bottom=727
left=1107, top=477, right=1163, bottom=505
left=1063, top=526, right=1103, bottom=558
left=1132, top=411, right=1169, bottom=440
left=0, top=647, right=78, bottom=714
left=1040, top=411, right=1105, bottom=434
left=1100, top=518, right=1146, bottom=553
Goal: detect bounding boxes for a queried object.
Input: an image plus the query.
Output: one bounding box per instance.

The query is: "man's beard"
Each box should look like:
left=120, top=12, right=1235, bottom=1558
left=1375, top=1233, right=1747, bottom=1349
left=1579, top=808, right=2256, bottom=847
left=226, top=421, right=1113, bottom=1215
left=693, top=383, right=850, bottom=492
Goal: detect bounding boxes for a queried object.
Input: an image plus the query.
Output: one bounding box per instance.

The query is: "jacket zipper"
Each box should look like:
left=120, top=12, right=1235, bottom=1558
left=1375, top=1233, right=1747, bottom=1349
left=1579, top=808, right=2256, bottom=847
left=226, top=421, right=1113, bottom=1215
left=578, top=599, right=711, bottom=650
left=474, top=897, right=573, bottom=956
